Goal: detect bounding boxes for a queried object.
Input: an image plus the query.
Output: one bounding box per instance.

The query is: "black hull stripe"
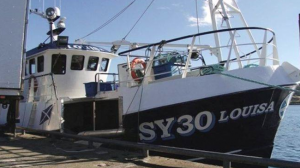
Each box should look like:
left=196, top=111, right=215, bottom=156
left=122, top=86, right=293, bottom=159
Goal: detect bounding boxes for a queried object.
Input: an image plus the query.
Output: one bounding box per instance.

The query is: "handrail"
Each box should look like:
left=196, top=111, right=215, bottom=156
left=118, top=27, right=277, bottom=81
left=119, top=55, right=277, bottom=86
left=118, top=27, right=275, bottom=58
left=20, top=128, right=300, bottom=168
left=118, top=28, right=277, bottom=85
left=94, top=73, right=118, bottom=83
left=94, top=73, right=118, bottom=92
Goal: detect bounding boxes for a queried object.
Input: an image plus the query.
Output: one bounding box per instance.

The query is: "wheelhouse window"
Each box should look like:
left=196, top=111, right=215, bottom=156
left=100, top=58, right=109, bottom=72
left=37, top=56, right=44, bottom=73
left=71, top=55, right=84, bottom=70
left=87, top=56, right=99, bottom=71
left=52, top=54, right=66, bottom=74
left=29, top=58, right=36, bottom=74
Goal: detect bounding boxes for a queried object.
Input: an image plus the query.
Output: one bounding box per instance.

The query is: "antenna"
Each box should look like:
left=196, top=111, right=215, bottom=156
left=30, top=7, right=65, bottom=44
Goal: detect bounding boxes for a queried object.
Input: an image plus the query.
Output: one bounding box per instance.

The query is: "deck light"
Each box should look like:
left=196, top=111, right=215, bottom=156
left=45, top=7, right=60, bottom=21
left=191, top=50, right=199, bottom=59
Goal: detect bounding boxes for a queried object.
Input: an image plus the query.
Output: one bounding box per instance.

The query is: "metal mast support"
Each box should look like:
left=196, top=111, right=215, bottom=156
left=209, top=0, right=266, bottom=67
left=219, top=0, right=242, bottom=68
left=227, top=1, right=262, bottom=64
left=208, top=0, right=223, bottom=62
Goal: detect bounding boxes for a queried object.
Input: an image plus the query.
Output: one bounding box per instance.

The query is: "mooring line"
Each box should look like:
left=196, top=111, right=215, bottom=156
left=201, top=64, right=299, bottom=94
left=217, top=71, right=300, bottom=94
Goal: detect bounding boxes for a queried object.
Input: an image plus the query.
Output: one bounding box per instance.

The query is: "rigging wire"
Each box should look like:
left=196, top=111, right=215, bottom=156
left=117, top=0, right=154, bottom=63
left=195, top=0, right=201, bottom=45
left=79, top=0, right=136, bottom=40
left=119, top=48, right=159, bottom=142
left=122, top=0, right=155, bottom=40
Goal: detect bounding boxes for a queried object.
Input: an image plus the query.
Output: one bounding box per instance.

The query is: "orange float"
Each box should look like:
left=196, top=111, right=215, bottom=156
left=130, top=58, right=146, bottom=82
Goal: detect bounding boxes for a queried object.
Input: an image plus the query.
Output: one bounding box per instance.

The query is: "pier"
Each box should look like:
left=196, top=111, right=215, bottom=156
left=1, top=129, right=300, bottom=168
left=0, top=133, right=219, bottom=168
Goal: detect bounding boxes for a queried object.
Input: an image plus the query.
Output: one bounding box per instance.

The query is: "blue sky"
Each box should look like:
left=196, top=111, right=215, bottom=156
left=27, top=0, right=300, bottom=68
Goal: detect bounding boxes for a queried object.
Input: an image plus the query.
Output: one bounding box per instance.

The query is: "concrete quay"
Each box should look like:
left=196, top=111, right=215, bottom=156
left=0, top=133, right=220, bottom=168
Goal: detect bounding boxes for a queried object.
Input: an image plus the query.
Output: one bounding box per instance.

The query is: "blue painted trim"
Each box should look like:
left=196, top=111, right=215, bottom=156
left=26, top=43, right=109, bottom=57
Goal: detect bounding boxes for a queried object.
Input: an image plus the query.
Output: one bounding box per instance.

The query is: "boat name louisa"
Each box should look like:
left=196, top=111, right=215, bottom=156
left=139, top=101, right=275, bottom=142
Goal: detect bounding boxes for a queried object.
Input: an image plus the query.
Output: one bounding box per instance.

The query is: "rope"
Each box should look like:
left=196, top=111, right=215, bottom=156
left=121, top=49, right=159, bottom=142
left=200, top=64, right=300, bottom=94
left=123, top=0, right=155, bottom=40
left=217, top=72, right=300, bottom=94
left=79, top=0, right=136, bottom=40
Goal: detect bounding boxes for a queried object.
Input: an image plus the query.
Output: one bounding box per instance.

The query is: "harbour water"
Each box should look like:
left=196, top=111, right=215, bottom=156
left=271, top=105, right=300, bottom=162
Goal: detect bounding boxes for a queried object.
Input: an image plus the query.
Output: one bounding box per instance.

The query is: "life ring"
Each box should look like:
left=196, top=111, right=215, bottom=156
left=28, top=75, right=38, bottom=93
left=130, top=58, right=146, bottom=81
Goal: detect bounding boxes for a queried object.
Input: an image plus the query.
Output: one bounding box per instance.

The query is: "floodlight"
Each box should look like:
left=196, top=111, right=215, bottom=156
left=45, top=7, right=60, bottom=21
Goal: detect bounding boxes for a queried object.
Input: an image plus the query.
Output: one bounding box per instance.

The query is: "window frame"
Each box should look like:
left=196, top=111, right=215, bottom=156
left=29, top=58, right=36, bottom=74
left=51, top=54, right=67, bottom=75
left=87, top=56, right=99, bottom=71
left=100, top=58, right=109, bottom=72
left=71, top=55, right=85, bottom=71
left=37, top=56, right=44, bottom=73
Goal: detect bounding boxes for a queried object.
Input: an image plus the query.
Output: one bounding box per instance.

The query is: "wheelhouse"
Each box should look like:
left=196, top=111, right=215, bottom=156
left=24, top=43, right=117, bottom=100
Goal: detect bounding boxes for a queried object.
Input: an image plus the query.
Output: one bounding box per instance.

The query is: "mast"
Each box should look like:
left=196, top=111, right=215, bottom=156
left=208, top=0, right=261, bottom=66
left=208, top=0, right=222, bottom=62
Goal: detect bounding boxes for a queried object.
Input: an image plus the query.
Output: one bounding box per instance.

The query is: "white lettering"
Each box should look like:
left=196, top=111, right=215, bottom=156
left=139, top=122, right=156, bottom=141
left=154, top=118, right=175, bottom=139
left=257, top=103, right=267, bottom=114
left=265, top=101, right=275, bottom=112
left=177, top=115, right=194, bottom=136
left=251, top=104, right=260, bottom=116
left=195, top=111, right=215, bottom=132
left=230, top=108, right=242, bottom=120
left=138, top=101, right=277, bottom=142
left=242, top=106, right=252, bottom=118
left=218, top=111, right=229, bottom=123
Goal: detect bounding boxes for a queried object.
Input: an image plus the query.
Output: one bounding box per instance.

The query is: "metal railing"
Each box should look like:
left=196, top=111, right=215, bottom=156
left=119, top=27, right=278, bottom=79
left=94, top=73, right=118, bottom=92
left=20, top=128, right=300, bottom=168
left=119, top=27, right=276, bottom=60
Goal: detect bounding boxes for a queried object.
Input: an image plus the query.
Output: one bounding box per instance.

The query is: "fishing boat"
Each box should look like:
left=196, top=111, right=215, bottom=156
left=0, top=0, right=299, bottom=163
